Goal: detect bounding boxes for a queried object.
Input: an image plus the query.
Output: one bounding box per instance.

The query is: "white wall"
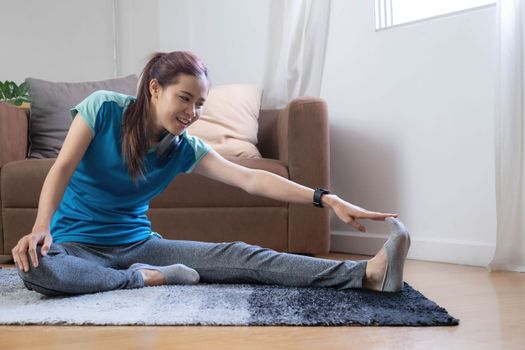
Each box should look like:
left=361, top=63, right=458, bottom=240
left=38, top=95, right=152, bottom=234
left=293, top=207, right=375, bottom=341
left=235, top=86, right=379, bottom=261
left=115, top=0, right=159, bottom=77
left=0, top=0, right=116, bottom=82
left=323, top=0, right=497, bottom=266
left=0, top=0, right=158, bottom=82
left=158, top=0, right=270, bottom=86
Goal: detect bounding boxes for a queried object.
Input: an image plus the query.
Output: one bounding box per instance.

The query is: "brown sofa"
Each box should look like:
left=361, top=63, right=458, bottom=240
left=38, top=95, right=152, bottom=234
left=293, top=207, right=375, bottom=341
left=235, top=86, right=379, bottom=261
left=0, top=97, right=330, bottom=259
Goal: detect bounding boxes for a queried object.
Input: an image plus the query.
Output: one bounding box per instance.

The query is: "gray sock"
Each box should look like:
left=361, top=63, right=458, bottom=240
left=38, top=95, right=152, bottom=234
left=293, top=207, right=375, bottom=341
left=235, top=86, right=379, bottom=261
left=130, top=263, right=200, bottom=285
left=381, top=217, right=411, bottom=292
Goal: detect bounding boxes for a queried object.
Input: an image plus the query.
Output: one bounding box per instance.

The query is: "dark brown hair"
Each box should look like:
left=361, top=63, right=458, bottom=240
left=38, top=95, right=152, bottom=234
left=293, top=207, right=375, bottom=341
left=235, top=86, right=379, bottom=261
left=121, top=51, right=208, bottom=182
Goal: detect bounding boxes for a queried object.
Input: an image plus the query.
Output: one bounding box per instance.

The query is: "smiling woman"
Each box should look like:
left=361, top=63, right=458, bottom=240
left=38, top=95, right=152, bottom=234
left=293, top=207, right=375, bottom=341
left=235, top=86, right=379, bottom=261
left=122, top=52, right=210, bottom=182
left=148, top=74, right=208, bottom=136
left=11, top=51, right=408, bottom=298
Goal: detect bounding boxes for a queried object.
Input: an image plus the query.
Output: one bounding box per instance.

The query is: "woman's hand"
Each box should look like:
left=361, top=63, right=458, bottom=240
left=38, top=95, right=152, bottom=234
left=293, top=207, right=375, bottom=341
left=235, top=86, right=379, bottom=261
left=11, top=229, right=53, bottom=272
left=323, top=195, right=397, bottom=232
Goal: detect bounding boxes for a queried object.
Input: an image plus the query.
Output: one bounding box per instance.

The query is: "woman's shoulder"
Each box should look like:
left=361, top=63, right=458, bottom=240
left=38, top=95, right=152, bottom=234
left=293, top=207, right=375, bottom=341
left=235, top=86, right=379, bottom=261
left=181, top=130, right=212, bottom=160
left=82, top=90, right=136, bottom=109
left=71, top=90, right=136, bottom=133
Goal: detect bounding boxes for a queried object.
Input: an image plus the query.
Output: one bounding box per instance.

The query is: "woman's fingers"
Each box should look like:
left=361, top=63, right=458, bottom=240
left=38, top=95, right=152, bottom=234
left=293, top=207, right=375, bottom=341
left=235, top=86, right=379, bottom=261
left=14, top=240, right=30, bottom=272
left=349, top=218, right=367, bottom=232
left=361, top=211, right=398, bottom=220
left=348, top=211, right=398, bottom=232
left=370, top=215, right=398, bottom=221
left=28, top=236, right=39, bottom=269
left=11, top=247, right=19, bottom=270
left=41, top=234, right=53, bottom=256
left=11, top=233, right=50, bottom=272
left=336, top=201, right=398, bottom=231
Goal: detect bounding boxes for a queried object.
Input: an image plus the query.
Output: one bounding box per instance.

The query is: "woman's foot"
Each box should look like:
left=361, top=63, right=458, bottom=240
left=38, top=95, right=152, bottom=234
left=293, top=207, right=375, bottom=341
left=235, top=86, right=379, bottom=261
left=363, top=246, right=388, bottom=291
left=139, top=269, right=166, bottom=286
left=130, top=263, right=200, bottom=286
left=363, top=217, right=411, bottom=292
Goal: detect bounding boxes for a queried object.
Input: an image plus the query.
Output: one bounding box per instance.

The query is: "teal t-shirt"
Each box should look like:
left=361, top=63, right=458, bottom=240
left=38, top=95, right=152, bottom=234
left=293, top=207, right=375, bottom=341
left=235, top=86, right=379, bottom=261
left=50, top=90, right=211, bottom=246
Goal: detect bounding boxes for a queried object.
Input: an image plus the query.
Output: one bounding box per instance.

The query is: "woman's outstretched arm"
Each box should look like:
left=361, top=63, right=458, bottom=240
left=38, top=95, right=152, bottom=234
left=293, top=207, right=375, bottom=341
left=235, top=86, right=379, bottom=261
left=194, top=150, right=397, bottom=232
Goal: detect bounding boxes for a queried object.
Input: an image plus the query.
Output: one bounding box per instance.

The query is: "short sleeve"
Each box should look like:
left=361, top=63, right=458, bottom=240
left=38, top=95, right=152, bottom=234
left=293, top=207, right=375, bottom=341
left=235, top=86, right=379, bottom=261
left=69, top=90, right=132, bottom=136
left=69, top=91, right=107, bottom=136
left=182, top=131, right=212, bottom=173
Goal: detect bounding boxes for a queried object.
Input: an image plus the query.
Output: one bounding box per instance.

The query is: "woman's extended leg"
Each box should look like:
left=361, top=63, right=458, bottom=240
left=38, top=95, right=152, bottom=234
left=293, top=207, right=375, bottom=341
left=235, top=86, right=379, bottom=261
left=123, top=217, right=410, bottom=291
left=122, top=238, right=367, bottom=290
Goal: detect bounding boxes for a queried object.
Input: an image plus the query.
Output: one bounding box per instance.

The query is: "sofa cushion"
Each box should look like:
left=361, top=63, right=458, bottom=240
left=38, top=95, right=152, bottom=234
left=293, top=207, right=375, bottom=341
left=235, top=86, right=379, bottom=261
left=1, top=157, right=288, bottom=209
left=26, top=75, right=138, bottom=159
left=148, top=208, right=288, bottom=251
left=188, top=84, right=262, bottom=158
left=1, top=159, right=54, bottom=208
left=152, top=157, right=288, bottom=208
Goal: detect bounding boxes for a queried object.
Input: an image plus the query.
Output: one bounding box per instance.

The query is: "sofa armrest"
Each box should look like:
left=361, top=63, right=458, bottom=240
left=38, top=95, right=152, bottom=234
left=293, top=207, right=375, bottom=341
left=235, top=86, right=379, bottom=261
left=277, top=97, right=330, bottom=187
left=277, top=97, right=331, bottom=254
left=0, top=102, right=28, bottom=167
left=0, top=102, right=29, bottom=256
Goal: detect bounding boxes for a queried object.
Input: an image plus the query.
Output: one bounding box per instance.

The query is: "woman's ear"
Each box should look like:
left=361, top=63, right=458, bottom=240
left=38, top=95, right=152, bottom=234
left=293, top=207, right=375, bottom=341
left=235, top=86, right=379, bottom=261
left=149, top=79, right=160, bottom=99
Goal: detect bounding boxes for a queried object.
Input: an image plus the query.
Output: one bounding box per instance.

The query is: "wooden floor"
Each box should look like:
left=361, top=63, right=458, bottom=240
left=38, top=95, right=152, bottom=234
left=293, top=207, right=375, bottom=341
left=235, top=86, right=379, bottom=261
left=1, top=253, right=524, bottom=350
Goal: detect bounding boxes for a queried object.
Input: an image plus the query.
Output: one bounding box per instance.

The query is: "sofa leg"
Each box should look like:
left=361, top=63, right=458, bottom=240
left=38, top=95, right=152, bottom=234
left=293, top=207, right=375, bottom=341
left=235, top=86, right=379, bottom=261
left=0, top=255, right=14, bottom=264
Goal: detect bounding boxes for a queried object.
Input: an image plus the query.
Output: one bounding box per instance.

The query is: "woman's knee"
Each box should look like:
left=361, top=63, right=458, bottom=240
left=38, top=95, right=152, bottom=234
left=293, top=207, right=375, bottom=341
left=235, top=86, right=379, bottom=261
left=20, top=279, right=66, bottom=297
left=16, top=244, right=68, bottom=296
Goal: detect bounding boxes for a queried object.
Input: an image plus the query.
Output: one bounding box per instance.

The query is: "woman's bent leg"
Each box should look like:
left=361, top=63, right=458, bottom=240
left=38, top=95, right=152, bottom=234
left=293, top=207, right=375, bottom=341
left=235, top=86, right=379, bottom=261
left=17, top=243, right=143, bottom=296
left=123, top=238, right=367, bottom=290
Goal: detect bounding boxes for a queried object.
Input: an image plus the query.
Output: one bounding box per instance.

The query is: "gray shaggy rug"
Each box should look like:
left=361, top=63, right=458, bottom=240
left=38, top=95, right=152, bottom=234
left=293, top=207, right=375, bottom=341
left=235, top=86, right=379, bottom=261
left=0, top=268, right=458, bottom=326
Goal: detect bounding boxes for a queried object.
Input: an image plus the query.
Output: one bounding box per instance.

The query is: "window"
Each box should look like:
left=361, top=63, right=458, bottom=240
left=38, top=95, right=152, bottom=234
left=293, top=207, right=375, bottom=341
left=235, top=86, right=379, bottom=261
left=375, top=0, right=496, bottom=30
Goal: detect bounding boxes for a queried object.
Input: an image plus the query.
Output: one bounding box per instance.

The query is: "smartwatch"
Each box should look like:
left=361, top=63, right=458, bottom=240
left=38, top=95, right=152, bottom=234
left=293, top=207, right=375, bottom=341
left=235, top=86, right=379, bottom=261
left=313, top=188, right=330, bottom=208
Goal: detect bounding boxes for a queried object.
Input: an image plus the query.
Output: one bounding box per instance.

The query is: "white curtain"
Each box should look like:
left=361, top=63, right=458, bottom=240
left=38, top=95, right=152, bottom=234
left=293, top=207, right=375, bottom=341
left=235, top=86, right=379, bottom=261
left=490, top=0, right=525, bottom=272
left=262, top=0, right=331, bottom=109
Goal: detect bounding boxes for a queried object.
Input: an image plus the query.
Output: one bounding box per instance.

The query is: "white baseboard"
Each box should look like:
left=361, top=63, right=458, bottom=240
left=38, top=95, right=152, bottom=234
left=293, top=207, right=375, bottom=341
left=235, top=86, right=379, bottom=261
left=330, top=231, right=496, bottom=267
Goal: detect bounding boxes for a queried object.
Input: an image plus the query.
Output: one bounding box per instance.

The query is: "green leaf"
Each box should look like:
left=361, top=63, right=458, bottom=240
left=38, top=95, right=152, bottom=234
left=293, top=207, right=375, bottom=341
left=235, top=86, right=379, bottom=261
left=12, top=98, right=24, bottom=106
left=0, top=80, right=31, bottom=102
left=0, top=81, right=6, bottom=100
left=18, top=81, right=29, bottom=96
left=1, top=86, right=9, bottom=100
left=13, top=84, right=21, bottom=96
left=5, top=81, right=17, bottom=99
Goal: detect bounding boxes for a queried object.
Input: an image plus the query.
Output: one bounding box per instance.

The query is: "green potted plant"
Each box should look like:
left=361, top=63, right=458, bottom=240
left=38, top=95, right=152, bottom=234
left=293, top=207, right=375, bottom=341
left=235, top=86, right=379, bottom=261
left=0, top=80, right=31, bottom=108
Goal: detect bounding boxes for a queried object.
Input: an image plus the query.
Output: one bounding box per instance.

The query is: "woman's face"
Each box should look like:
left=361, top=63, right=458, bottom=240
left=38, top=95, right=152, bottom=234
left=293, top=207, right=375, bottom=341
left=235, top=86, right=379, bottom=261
left=149, top=73, right=209, bottom=139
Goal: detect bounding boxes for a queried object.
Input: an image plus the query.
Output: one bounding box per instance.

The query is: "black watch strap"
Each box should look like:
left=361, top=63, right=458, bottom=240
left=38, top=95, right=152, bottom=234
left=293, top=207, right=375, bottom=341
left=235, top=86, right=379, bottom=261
left=313, top=188, right=330, bottom=208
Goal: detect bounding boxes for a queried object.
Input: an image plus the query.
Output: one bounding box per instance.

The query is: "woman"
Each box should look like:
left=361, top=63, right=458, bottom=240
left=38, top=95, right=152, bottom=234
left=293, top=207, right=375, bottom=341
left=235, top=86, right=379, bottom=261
left=12, top=51, right=410, bottom=296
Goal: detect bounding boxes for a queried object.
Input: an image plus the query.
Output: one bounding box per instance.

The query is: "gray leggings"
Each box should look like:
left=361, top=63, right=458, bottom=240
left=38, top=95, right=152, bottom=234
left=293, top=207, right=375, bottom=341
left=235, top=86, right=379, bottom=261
left=18, top=236, right=367, bottom=296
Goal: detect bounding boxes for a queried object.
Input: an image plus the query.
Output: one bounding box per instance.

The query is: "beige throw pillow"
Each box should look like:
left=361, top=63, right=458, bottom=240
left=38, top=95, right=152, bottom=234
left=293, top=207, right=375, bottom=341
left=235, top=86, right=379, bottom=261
left=188, top=84, right=262, bottom=158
